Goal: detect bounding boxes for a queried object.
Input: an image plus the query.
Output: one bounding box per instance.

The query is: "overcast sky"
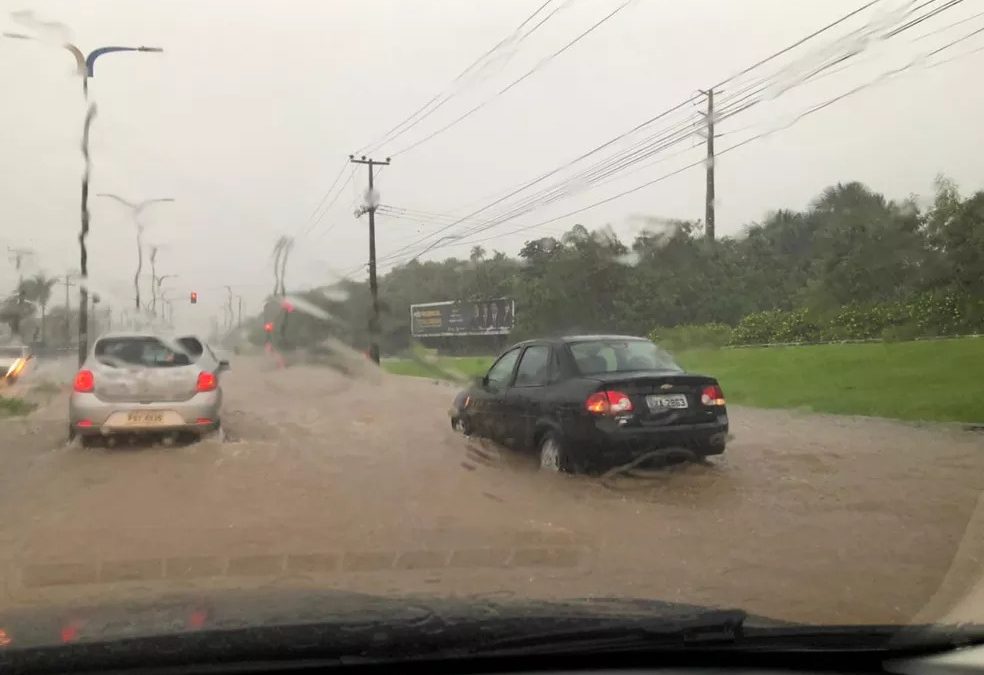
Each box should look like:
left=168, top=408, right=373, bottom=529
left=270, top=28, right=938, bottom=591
left=2, top=0, right=983, bottom=332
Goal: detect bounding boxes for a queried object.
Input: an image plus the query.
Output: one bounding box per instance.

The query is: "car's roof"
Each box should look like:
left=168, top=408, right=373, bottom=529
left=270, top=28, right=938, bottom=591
left=560, top=334, right=647, bottom=343
left=96, top=331, right=202, bottom=340
left=507, top=334, right=648, bottom=349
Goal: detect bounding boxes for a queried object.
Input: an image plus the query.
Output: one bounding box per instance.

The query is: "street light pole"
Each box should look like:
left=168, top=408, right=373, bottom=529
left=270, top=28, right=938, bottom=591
left=96, top=194, right=174, bottom=312
left=1, top=34, right=166, bottom=364
left=155, top=274, right=178, bottom=319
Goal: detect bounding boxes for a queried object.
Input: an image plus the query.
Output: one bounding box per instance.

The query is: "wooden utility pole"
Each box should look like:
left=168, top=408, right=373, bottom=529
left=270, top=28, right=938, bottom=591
left=699, top=88, right=716, bottom=241
left=350, top=154, right=391, bottom=365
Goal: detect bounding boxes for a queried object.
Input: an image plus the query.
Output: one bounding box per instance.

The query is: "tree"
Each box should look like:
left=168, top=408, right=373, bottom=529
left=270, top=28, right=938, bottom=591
left=22, top=273, right=58, bottom=344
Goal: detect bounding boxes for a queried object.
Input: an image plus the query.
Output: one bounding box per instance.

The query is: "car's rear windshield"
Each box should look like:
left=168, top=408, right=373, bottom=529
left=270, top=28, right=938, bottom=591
left=94, top=337, right=198, bottom=368
left=568, top=339, right=682, bottom=375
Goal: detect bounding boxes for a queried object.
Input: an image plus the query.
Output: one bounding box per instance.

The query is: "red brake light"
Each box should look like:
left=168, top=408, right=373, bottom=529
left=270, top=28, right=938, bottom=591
left=585, top=390, right=634, bottom=415
left=196, top=371, right=217, bottom=392
left=701, top=384, right=726, bottom=406
left=73, top=370, right=94, bottom=393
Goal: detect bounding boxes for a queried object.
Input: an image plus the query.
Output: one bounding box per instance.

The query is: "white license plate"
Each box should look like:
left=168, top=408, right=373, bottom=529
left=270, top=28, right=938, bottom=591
left=125, top=411, right=166, bottom=426
left=646, top=394, right=688, bottom=410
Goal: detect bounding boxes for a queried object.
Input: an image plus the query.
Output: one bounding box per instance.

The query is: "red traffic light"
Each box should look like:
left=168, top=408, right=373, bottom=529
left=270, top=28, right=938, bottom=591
left=190, top=291, right=198, bottom=304
left=263, top=322, right=274, bottom=333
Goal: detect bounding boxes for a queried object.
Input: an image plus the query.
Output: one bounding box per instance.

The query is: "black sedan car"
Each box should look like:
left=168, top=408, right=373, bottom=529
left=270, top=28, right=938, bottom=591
left=450, top=335, right=728, bottom=473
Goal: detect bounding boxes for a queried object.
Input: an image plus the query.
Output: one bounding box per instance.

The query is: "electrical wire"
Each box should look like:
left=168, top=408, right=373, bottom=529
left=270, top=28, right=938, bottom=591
left=356, top=0, right=559, bottom=156
left=378, top=0, right=975, bottom=264
left=409, top=17, right=984, bottom=258
left=389, top=0, right=637, bottom=158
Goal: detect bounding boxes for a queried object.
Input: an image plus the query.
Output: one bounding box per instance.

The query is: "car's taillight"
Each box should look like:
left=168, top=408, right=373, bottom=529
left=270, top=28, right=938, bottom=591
left=73, top=370, right=94, bottom=393
left=585, top=390, right=634, bottom=415
left=196, top=371, right=217, bottom=392
left=701, top=384, right=726, bottom=406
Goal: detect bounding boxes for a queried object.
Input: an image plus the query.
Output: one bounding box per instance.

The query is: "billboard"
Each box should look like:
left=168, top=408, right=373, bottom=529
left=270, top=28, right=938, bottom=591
left=410, top=299, right=515, bottom=337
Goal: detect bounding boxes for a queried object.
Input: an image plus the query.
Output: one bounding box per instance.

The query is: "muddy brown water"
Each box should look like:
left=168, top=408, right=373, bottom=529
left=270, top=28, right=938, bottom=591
left=1, top=356, right=983, bottom=626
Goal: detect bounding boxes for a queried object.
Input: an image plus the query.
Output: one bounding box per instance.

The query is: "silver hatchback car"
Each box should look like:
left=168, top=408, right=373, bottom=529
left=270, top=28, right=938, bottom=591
left=69, top=332, right=229, bottom=446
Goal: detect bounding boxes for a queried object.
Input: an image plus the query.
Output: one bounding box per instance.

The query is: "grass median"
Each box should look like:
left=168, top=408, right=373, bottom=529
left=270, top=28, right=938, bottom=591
left=383, top=338, right=984, bottom=424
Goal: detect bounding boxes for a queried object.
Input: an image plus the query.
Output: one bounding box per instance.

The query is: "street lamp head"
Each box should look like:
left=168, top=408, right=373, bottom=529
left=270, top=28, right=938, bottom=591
left=137, top=46, right=164, bottom=53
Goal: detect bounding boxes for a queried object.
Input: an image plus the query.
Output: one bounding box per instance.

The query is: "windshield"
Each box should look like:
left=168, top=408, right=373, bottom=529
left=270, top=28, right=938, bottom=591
left=569, top=339, right=682, bottom=375
left=3, top=0, right=984, bottom=663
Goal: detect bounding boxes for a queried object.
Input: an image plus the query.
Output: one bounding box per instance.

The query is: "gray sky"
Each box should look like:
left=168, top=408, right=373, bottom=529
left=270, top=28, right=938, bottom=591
left=2, top=0, right=983, bottom=332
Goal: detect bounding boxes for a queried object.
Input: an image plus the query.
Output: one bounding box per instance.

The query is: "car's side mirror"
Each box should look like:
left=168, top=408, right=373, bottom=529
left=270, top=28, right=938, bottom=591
left=217, top=360, right=231, bottom=373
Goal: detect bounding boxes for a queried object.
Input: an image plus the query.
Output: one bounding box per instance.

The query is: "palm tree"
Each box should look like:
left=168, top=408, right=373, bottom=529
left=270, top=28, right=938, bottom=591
left=23, top=274, right=58, bottom=344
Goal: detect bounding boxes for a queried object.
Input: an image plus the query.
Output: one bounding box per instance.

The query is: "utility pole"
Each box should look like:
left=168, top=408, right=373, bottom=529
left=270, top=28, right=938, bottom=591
left=238, top=295, right=243, bottom=329
left=60, top=274, right=77, bottom=345
left=699, top=88, right=716, bottom=241
left=350, top=154, right=390, bottom=365
left=149, top=246, right=159, bottom=315
left=224, top=285, right=234, bottom=332
left=7, top=246, right=33, bottom=297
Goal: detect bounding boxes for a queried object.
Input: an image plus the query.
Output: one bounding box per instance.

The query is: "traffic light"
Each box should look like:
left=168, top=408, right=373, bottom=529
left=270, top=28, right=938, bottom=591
left=263, top=322, right=274, bottom=333
left=190, top=291, right=198, bottom=304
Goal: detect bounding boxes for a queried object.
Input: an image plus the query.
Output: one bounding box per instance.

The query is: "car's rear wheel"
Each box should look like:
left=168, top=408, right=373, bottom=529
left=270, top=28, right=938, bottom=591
left=539, top=432, right=573, bottom=473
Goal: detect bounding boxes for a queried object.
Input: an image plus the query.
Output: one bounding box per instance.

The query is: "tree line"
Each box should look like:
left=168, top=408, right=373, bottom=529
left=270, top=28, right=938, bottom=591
left=253, top=176, right=984, bottom=354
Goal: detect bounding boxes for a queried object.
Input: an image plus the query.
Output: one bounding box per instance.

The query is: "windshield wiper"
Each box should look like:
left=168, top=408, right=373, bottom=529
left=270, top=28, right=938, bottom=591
left=466, top=609, right=746, bottom=657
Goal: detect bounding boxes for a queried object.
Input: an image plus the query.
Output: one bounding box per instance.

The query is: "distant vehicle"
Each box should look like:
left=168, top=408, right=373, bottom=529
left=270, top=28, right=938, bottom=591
left=450, top=335, right=728, bottom=473
left=0, top=345, right=32, bottom=384
left=68, top=332, right=229, bottom=447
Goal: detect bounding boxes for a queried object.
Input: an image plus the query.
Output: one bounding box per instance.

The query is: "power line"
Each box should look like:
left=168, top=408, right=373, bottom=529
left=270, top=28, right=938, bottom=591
left=376, top=0, right=896, bottom=261
left=356, top=0, right=559, bottom=156
left=378, top=0, right=975, bottom=263
left=410, top=19, right=984, bottom=258
left=389, top=0, right=637, bottom=158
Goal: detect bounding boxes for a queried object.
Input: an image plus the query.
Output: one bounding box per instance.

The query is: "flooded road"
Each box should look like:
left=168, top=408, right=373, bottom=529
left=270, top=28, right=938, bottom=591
left=1, top=355, right=983, bottom=626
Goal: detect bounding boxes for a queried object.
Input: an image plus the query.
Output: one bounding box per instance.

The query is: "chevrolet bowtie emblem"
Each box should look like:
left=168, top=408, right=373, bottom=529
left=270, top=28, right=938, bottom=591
left=660, top=383, right=673, bottom=390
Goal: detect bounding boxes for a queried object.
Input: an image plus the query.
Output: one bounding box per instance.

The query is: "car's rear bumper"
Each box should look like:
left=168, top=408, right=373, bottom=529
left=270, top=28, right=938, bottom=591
left=69, top=390, right=222, bottom=436
left=569, top=413, right=729, bottom=466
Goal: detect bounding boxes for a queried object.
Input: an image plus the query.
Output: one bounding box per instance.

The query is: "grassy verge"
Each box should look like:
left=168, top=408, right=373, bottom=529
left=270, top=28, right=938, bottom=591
left=0, top=395, right=38, bottom=418
left=382, top=356, right=491, bottom=381
left=676, top=339, right=984, bottom=424
left=383, top=338, right=984, bottom=423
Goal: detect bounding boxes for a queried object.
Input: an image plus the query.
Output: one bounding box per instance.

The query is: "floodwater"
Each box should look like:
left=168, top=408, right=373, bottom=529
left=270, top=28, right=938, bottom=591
left=1, top=355, right=983, bottom=626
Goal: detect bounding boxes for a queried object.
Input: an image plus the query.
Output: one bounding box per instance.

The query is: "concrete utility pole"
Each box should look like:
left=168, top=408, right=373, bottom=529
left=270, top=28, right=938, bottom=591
left=149, top=246, right=159, bottom=315
left=350, top=155, right=390, bottom=365
left=7, top=247, right=33, bottom=300
left=60, top=274, right=77, bottom=345
left=224, top=285, right=234, bottom=332
left=699, top=88, right=716, bottom=241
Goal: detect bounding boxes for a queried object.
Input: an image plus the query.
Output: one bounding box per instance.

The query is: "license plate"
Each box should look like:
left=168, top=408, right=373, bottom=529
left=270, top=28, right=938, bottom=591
left=125, top=411, right=166, bottom=425
left=646, top=394, right=688, bottom=410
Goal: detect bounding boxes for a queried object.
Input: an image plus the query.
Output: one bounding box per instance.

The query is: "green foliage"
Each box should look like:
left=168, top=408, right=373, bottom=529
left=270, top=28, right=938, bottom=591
left=727, top=292, right=983, bottom=345
left=250, top=177, right=984, bottom=356
left=0, top=396, right=36, bottom=417
left=648, top=323, right=733, bottom=351
left=676, top=339, right=984, bottom=423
